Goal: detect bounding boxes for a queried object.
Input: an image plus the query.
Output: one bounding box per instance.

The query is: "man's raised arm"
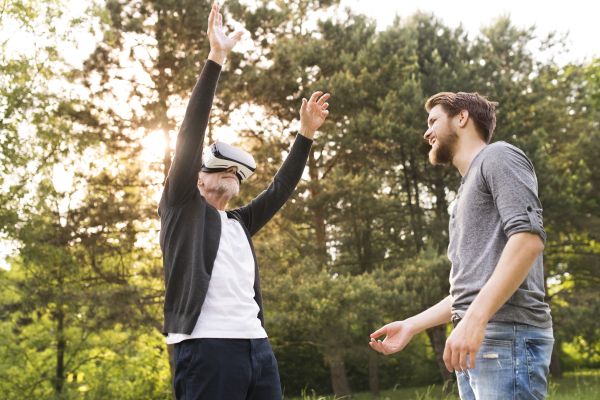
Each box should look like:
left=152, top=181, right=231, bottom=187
left=230, top=91, right=330, bottom=236
left=161, top=4, right=243, bottom=207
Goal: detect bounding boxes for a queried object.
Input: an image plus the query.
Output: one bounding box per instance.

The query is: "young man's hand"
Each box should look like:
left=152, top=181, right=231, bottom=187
left=442, top=317, right=486, bottom=372
left=299, top=91, right=330, bottom=140
left=207, top=4, right=244, bottom=65
left=369, top=320, right=416, bottom=355
left=369, top=296, right=452, bottom=356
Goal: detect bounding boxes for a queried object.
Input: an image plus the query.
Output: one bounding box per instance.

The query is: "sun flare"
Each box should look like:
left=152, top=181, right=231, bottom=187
left=140, top=130, right=177, bottom=162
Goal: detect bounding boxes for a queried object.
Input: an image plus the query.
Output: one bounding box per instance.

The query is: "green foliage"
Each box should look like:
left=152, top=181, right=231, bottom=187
left=585, top=58, right=600, bottom=110
left=2, top=0, right=600, bottom=397
left=1, top=1, right=167, bottom=396
left=0, top=299, right=172, bottom=400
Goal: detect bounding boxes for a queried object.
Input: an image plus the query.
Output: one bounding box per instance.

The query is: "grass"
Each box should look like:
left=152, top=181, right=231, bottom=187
left=285, top=369, right=600, bottom=400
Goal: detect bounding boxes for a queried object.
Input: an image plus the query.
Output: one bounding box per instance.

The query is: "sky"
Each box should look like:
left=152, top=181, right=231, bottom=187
left=60, top=0, right=600, bottom=68
left=341, top=0, right=599, bottom=65
left=7, top=0, right=595, bottom=69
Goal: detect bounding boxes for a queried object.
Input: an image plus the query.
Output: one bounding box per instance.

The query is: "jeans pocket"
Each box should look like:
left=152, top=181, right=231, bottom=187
left=470, top=339, right=514, bottom=398
left=174, top=340, right=201, bottom=400
left=482, top=338, right=512, bottom=347
left=478, top=339, right=512, bottom=367
left=524, top=338, right=554, bottom=400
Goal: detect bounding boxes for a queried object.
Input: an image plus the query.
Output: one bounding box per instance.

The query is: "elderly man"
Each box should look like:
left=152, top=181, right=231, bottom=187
left=370, top=92, right=553, bottom=400
left=158, top=4, right=330, bottom=399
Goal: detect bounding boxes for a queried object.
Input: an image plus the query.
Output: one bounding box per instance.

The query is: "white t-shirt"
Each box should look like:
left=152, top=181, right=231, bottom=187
left=167, top=211, right=267, bottom=344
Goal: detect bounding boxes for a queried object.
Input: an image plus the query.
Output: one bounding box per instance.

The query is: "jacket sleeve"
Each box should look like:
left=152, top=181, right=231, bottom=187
left=161, top=60, right=222, bottom=208
left=481, top=144, right=546, bottom=245
left=231, top=134, right=313, bottom=236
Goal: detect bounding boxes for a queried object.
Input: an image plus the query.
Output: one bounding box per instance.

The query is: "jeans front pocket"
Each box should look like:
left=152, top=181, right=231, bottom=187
left=524, top=338, right=554, bottom=400
left=174, top=339, right=201, bottom=400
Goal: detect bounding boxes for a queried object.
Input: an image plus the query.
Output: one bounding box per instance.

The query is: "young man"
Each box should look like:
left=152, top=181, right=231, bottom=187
left=158, top=5, right=330, bottom=399
left=370, top=92, right=553, bottom=399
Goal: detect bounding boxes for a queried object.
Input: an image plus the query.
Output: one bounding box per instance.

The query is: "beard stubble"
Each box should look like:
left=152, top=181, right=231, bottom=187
left=429, top=122, right=459, bottom=165
left=216, top=174, right=240, bottom=197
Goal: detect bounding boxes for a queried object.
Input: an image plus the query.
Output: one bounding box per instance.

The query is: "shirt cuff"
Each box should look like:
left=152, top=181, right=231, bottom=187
left=504, top=206, right=546, bottom=245
left=526, top=205, right=547, bottom=245
left=294, top=132, right=314, bottom=147
left=201, top=59, right=223, bottom=82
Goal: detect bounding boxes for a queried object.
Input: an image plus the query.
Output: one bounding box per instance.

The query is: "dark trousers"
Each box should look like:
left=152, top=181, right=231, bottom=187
left=173, top=338, right=282, bottom=400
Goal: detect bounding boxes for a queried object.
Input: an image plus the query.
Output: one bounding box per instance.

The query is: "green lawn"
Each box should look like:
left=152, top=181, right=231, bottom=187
left=285, top=369, right=600, bottom=400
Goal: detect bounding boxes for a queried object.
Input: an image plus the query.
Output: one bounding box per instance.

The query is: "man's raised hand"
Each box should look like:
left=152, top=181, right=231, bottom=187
left=299, top=92, right=330, bottom=140
left=208, top=4, right=244, bottom=65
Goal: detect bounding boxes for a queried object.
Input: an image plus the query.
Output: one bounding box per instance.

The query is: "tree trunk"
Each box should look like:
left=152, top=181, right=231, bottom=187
left=158, top=65, right=173, bottom=183
left=368, top=354, right=379, bottom=396
left=409, top=152, right=424, bottom=248
left=309, top=150, right=352, bottom=397
left=426, top=324, right=453, bottom=393
left=326, top=348, right=352, bottom=398
left=54, top=309, right=66, bottom=396
left=550, top=338, right=563, bottom=378
left=308, top=149, right=326, bottom=250
left=433, top=165, right=449, bottom=254
left=400, top=149, right=423, bottom=253
left=543, top=260, right=562, bottom=378
left=367, top=320, right=379, bottom=395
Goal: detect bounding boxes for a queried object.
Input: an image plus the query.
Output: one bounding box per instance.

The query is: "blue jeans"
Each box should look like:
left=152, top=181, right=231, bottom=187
left=456, top=322, right=554, bottom=400
left=173, top=338, right=282, bottom=400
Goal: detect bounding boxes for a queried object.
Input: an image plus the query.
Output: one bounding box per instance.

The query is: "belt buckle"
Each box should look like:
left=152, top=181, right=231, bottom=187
left=451, top=314, right=462, bottom=329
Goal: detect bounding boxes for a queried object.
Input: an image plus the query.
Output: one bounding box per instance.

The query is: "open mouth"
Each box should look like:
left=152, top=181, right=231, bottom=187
left=430, top=138, right=437, bottom=146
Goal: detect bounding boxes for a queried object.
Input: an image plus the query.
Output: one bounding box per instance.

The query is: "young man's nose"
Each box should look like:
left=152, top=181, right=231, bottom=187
left=424, top=128, right=432, bottom=140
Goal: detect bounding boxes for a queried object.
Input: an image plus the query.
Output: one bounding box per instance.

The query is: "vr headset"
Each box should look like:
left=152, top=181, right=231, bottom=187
left=201, top=141, right=256, bottom=182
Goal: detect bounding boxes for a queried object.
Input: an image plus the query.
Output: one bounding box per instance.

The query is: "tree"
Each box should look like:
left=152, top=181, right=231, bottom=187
left=541, top=56, right=600, bottom=374
left=1, top=1, right=169, bottom=396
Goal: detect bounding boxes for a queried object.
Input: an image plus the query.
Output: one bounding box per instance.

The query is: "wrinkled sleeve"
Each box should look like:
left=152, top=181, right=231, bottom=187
left=161, top=60, right=221, bottom=208
left=481, top=144, right=546, bottom=245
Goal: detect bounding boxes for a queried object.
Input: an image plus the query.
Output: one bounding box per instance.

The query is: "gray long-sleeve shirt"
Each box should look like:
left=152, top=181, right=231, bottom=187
left=448, top=141, right=552, bottom=328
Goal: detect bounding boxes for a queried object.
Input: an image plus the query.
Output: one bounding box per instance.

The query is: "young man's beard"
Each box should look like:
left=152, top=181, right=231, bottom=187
left=429, top=124, right=459, bottom=165
left=216, top=174, right=240, bottom=197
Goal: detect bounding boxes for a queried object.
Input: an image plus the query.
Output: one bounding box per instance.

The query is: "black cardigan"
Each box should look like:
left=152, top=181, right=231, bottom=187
left=158, top=60, right=312, bottom=335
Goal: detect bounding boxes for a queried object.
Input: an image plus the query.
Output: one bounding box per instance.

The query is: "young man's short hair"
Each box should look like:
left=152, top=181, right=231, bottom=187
left=425, top=92, right=499, bottom=144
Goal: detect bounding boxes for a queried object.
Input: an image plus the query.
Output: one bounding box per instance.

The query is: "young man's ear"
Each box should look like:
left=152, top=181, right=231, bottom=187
left=458, top=110, right=469, bottom=128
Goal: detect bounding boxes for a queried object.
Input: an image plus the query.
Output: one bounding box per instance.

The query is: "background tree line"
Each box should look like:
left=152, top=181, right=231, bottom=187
left=1, top=0, right=599, bottom=398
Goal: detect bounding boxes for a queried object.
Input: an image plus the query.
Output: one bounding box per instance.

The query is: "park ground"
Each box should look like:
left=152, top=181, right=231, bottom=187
left=285, top=369, right=600, bottom=400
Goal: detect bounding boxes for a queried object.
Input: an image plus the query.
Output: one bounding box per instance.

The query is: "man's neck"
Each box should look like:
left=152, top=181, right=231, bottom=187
left=201, top=190, right=230, bottom=211
left=452, top=138, right=487, bottom=177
